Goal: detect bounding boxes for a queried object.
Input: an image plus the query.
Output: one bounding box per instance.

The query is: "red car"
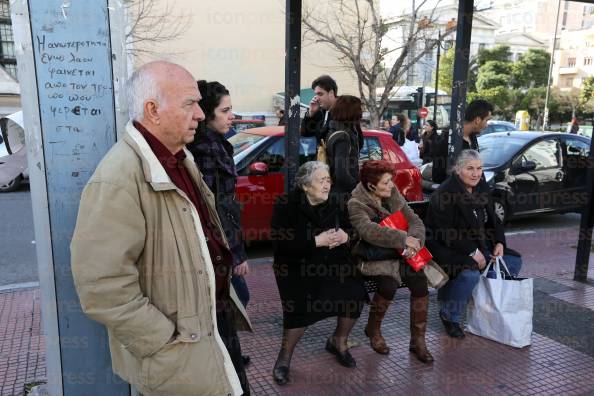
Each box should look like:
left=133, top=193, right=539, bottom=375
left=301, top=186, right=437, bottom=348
left=229, top=126, right=425, bottom=242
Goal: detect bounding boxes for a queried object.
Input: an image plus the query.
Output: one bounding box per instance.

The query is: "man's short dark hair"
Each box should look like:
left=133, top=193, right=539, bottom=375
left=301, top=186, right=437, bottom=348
left=464, top=99, right=493, bottom=122
left=311, top=75, right=338, bottom=95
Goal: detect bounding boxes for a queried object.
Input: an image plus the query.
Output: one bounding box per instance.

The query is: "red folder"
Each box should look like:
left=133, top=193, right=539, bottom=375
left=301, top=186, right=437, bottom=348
left=379, top=211, right=432, bottom=272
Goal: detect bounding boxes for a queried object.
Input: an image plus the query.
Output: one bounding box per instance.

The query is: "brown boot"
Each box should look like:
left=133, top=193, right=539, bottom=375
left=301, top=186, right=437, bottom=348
left=409, top=294, right=434, bottom=364
left=364, top=293, right=392, bottom=355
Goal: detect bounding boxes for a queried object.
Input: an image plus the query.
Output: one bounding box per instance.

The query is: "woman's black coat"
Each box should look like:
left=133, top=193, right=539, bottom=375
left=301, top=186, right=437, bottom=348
left=187, top=128, right=248, bottom=267
left=271, top=189, right=366, bottom=329
left=424, top=174, right=506, bottom=279
left=325, top=123, right=363, bottom=196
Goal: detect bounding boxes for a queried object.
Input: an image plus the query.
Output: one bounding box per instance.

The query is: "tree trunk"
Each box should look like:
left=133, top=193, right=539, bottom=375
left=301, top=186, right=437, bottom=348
left=369, top=108, right=381, bottom=129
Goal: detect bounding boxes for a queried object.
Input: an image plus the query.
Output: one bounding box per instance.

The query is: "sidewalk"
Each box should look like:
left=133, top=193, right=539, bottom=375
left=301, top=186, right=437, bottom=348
left=0, top=288, right=44, bottom=396
left=1, top=229, right=594, bottom=395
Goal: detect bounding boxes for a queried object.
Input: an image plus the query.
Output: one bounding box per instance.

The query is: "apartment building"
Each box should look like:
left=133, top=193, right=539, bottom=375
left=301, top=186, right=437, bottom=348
left=485, top=0, right=594, bottom=41
left=552, top=27, right=594, bottom=89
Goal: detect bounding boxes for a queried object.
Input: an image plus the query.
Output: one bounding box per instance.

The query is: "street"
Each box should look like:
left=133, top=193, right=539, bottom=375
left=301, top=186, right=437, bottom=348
left=0, top=187, right=37, bottom=287
left=0, top=186, right=586, bottom=287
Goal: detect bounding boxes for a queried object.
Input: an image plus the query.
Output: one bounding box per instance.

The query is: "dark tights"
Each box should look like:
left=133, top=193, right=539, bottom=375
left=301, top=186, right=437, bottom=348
left=274, top=316, right=357, bottom=369
left=376, top=266, right=429, bottom=300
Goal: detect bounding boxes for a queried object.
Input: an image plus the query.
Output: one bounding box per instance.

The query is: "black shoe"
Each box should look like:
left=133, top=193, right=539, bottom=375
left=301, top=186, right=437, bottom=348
left=272, top=365, right=289, bottom=385
left=439, top=312, right=465, bottom=339
left=242, top=355, right=251, bottom=366
left=325, top=339, right=356, bottom=368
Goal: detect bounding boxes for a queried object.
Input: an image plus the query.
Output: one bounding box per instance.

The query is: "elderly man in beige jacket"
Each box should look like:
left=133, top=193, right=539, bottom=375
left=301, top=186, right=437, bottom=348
left=70, top=61, right=251, bottom=396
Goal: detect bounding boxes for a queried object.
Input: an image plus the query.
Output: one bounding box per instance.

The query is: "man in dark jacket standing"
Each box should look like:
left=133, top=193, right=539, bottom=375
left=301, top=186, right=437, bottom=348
left=301, top=75, right=338, bottom=144
left=432, top=100, right=493, bottom=183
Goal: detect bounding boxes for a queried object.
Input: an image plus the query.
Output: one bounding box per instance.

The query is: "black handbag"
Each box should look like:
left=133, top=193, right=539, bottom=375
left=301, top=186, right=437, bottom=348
left=352, top=239, right=399, bottom=261
left=351, top=210, right=400, bottom=261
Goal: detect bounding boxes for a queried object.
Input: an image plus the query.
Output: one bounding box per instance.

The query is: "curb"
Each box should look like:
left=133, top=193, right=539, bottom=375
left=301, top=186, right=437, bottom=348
left=0, top=281, right=40, bottom=293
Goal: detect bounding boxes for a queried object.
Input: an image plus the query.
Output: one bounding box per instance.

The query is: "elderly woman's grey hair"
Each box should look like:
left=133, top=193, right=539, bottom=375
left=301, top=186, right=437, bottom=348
left=453, top=149, right=482, bottom=174
left=295, top=161, right=330, bottom=190
left=125, top=67, right=161, bottom=121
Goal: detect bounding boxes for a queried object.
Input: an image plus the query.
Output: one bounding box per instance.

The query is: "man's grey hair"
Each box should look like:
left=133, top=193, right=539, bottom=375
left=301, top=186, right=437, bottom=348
left=295, top=161, right=330, bottom=190
left=125, top=67, right=161, bottom=121
left=453, top=149, right=482, bottom=174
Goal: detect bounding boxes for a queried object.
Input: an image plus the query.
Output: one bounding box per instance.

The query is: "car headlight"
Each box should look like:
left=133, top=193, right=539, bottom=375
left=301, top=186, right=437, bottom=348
left=484, top=171, right=495, bottom=183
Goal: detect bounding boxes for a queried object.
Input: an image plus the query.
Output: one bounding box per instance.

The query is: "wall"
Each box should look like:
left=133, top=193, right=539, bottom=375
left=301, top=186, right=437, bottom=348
left=130, top=0, right=360, bottom=114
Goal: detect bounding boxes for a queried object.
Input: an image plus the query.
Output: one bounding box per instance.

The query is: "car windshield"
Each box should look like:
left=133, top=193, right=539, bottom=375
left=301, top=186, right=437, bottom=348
left=229, top=132, right=267, bottom=156
left=478, top=135, right=526, bottom=168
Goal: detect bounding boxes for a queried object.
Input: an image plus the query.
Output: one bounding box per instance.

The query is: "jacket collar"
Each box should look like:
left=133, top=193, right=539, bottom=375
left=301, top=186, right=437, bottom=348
left=123, top=121, right=197, bottom=192
left=439, top=174, right=484, bottom=227
left=350, top=182, right=404, bottom=215
left=288, top=188, right=338, bottom=226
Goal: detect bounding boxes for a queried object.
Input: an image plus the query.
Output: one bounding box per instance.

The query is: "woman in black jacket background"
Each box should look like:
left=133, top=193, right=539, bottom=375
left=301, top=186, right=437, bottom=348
left=419, top=119, right=439, bottom=164
left=187, top=81, right=250, bottom=306
left=325, top=95, right=364, bottom=197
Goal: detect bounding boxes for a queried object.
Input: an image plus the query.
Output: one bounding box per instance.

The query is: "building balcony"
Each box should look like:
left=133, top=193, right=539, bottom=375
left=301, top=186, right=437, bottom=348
left=559, top=67, right=578, bottom=75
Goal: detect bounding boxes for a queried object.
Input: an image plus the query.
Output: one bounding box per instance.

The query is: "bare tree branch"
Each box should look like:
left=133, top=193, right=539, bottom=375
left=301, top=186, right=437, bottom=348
left=123, top=0, right=192, bottom=56
left=303, top=0, right=454, bottom=127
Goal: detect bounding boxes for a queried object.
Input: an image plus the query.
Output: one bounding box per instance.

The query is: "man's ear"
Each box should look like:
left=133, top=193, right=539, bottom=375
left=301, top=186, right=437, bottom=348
left=144, top=99, right=160, bottom=124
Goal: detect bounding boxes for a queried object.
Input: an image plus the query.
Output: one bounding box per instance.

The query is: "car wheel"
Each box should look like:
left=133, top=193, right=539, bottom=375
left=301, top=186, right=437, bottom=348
left=493, top=199, right=507, bottom=223
left=0, top=174, right=22, bottom=192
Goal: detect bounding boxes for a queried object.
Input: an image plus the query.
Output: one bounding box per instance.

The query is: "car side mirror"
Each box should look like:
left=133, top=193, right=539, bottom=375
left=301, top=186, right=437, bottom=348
left=513, top=160, right=536, bottom=173
left=248, top=162, right=269, bottom=175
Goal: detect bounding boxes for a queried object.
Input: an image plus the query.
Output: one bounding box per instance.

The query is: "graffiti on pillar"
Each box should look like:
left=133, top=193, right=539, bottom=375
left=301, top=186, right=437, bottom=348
left=30, top=1, right=116, bottom=193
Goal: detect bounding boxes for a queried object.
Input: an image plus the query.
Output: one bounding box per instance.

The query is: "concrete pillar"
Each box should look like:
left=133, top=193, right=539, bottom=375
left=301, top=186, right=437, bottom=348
left=11, top=1, right=128, bottom=394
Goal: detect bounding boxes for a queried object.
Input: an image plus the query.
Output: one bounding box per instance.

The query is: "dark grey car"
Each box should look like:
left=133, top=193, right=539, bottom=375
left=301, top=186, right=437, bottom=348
left=421, top=131, right=591, bottom=222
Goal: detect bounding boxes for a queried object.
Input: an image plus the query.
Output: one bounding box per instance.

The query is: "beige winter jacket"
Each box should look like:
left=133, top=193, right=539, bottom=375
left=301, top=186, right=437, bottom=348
left=71, top=122, right=251, bottom=396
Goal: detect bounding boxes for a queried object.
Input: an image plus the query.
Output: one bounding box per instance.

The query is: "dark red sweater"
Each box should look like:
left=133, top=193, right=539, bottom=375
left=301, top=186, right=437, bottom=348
left=134, top=121, right=232, bottom=306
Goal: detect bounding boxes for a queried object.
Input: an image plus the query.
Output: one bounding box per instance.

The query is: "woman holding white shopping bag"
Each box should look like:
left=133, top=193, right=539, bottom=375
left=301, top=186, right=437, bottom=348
left=424, top=150, right=523, bottom=339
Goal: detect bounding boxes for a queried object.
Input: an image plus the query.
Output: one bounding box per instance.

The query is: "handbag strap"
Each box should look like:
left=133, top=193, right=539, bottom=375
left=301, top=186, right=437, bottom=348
left=480, top=259, right=495, bottom=277
left=497, top=256, right=513, bottom=278
left=481, top=256, right=512, bottom=280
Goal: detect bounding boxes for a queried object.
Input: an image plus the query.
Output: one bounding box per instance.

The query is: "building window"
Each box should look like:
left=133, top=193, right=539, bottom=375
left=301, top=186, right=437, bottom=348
left=478, top=43, right=486, bottom=51
left=0, top=1, right=8, bottom=18
left=0, top=0, right=16, bottom=80
left=563, top=78, right=573, bottom=87
left=568, top=57, right=576, bottom=67
left=585, top=57, right=593, bottom=66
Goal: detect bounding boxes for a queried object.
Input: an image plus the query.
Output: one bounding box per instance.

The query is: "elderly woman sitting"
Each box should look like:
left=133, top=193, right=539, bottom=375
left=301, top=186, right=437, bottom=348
left=270, top=161, right=367, bottom=385
left=348, top=160, right=433, bottom=363
left=425, top=149, right=522, bottom=339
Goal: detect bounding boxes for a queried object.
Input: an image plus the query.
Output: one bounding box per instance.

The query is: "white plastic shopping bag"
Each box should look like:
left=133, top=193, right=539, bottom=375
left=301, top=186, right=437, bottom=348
left=466, top=257, right=533, bottom=348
